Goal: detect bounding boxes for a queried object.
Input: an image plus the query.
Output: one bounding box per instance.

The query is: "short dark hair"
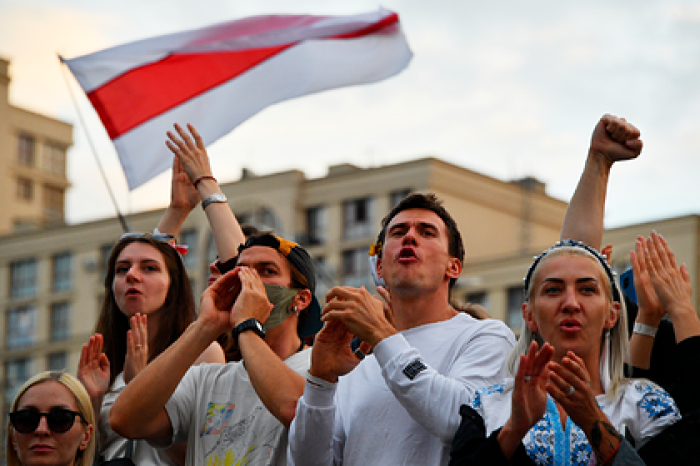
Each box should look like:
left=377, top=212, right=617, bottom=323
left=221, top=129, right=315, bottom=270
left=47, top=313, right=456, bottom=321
left=376, top=192, right=465, bottom=290
left=95, top=235, right=196, bottom=387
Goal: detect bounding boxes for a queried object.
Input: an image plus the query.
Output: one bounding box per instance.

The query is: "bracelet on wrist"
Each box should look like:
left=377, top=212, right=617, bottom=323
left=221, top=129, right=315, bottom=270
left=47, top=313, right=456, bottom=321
left=306, top=371, right=336, bottom=389
left=633, top=322, right=658, bottom=338
left=193, top=175, right=216, bottom=189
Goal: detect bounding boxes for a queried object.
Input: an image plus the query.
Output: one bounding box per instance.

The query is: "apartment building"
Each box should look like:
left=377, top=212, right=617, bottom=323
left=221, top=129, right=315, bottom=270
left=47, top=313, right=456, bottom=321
left=0, top=57, right=72, bottom=234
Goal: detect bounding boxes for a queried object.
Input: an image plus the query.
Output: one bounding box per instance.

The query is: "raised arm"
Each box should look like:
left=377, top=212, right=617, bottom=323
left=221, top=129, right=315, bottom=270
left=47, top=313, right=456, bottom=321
left=628, top=236, right=665, bottom=369
left=110, top=269, right=242, bottom=440
left=156, top=155, right=201, bottom=236
left=165, top=123, right=245, bottom=262
left=561, top=114, right=642, bottom=248
left=230, top=267, right=309, bottom=428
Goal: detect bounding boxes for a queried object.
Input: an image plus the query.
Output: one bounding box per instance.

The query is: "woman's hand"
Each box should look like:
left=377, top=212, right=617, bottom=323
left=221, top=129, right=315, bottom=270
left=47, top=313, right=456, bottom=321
left=631, top=236, right=664, bottom=326
left=645, top=231, right=700, bottom=342
left=124, top=314, right=149, bottom=384
left=548, top=352, right=622, bottom=463
left=166, top=123, right=213, bottom=184
left=498, top=342, right=554, bottom=458
left=169, top=155, right=201, bottom=211
left=77, top=334, right=111, bottom=399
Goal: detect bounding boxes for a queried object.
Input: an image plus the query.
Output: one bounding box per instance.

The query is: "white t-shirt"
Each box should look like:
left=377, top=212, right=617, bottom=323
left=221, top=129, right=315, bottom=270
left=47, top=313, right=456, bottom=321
left=100, top=372, right=178, bottom=466
left=164, top=348, right=311, bottom=466
left=288, top=313, right=516, bottom=466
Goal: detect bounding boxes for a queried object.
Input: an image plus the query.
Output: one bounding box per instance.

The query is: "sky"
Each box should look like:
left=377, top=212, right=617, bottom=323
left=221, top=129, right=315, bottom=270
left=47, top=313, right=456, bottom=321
left=1, top=0, right=700, bottom=230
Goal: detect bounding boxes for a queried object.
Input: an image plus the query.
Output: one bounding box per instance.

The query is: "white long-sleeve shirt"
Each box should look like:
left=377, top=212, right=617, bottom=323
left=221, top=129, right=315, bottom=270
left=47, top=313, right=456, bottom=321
left=288, top=313, right=516, bottom=466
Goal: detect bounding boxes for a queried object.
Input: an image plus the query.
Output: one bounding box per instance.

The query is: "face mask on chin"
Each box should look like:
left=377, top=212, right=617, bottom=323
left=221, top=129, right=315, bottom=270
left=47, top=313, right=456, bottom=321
left=262, top=283, right=301, bottom=331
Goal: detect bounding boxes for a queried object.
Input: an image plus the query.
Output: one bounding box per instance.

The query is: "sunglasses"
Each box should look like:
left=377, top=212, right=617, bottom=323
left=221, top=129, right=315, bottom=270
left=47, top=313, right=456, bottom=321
left=119, top=232, right=189, bottom=255
left=9, top=408, right=85, bottom=434
left=212, top=256, right=238, bottom=275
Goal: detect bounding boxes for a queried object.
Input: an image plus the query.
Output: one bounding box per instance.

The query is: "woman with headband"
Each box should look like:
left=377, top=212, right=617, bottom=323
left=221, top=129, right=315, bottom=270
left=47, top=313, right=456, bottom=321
left=77, top=232, right=225, bottom=466
left=450, top=240, right=680, bottom=465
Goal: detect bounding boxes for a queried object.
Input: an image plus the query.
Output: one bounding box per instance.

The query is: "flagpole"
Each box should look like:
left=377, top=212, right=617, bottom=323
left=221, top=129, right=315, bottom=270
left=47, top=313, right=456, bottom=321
left=58, top=54, right=131, bottom=233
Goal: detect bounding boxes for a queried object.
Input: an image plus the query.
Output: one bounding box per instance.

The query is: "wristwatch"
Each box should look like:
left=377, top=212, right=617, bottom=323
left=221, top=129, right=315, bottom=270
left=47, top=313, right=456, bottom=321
left=202, top=192, right=227, bottom=210
left=233, top=318, right=265, bottom=345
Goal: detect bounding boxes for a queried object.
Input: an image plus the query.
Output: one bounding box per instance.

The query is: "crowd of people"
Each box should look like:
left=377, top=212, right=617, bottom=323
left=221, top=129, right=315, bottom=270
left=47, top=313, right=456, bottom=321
left=6, top=114, right=700, bottom=466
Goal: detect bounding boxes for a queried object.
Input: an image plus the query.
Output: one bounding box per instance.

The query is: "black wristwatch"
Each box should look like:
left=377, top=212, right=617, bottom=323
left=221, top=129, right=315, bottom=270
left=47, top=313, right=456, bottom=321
left=233, top=318, right=265, bottom=345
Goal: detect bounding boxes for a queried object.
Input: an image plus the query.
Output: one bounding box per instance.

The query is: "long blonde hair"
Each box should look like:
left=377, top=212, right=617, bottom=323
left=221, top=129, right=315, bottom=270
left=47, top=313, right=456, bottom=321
left=6, top=371, right=96, bottom=466
left=506, top=242, right=629, bottom=398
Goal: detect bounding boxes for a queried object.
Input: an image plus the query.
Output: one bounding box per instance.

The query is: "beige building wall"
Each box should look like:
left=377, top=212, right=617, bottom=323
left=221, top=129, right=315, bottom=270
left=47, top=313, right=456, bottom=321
left=0, top=57, right=72, bottom=235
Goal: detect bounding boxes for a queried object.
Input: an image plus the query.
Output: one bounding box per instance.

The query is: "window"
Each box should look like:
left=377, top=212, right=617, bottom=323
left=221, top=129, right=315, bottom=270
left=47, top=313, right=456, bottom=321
left=180, top=229, right=198, bottom=269
left=342, top=247, right=373, bottom=288
left=305, top=206, right=327, bottom=246
left=237, top=207, right=282, bottom=233
left=506, top=286, right=525, bottom=329
left=43, top=184, right=64, bottom=224
left=48, top=352, right=68, bottom=371
left=43, top=142, right=66, bottom=175
left=6, top=306, right=37, bottom=349
left=50, top=302, right=71, bottom=341
left=466, top=291, right=489, bottom=309
left=52, top=251, right=72, bottom=292
left=390, top=189, right=412, bottom=207
left=99, top=243, right=114, bottom=279
left=17, top=133, right=35, bottom=166
left=16, top=177, right=33, bottom=201
left=4, top=358, right=32, bottom=404
left=10, top=258, right=37, bottom=299
left=343, top=197, right=374, bottom=240
left=203, top=233, right=219, bottom=286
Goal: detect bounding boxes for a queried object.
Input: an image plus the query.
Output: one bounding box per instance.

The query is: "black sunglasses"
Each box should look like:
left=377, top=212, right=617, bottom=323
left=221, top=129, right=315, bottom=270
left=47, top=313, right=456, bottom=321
left=119, top=232, right=175, bottom=243
left=9, top=408, right=85, bottom=434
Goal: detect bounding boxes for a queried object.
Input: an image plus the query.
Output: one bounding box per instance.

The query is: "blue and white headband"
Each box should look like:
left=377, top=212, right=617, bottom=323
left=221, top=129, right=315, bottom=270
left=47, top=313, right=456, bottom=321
left=523, top=239, right=620, bottom=303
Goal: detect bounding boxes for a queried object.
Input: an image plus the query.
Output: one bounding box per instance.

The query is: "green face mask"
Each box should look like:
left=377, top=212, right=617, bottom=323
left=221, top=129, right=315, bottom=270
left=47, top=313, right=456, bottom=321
left=262, top=283, right=301, bottom=331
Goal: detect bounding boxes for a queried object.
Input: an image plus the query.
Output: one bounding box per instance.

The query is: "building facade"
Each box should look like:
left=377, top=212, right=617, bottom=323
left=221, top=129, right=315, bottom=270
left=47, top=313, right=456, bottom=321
left=0, top=57, right=72, bottom=234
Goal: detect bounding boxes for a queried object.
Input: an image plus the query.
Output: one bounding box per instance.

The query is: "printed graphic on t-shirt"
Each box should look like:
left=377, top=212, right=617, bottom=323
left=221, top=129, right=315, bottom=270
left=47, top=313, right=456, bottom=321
left=200, top=403, right=281, bottom=466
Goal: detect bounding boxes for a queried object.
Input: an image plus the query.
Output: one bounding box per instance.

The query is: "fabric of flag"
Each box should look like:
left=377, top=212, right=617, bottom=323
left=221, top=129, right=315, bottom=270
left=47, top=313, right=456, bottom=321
left=61, top=8, right=413, bottom=190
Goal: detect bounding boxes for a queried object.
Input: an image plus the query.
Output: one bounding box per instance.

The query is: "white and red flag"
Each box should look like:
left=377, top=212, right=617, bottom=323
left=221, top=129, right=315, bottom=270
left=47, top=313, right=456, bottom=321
left=61, top=8, right=412, bottom=190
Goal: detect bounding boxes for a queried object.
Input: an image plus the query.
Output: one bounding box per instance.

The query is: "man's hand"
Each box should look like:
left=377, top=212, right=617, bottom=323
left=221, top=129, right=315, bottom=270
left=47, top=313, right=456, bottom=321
left=230, top=267, right=273, bottom=327
left=77, top=334, right=111, bottom=399
left=322, top=286, right=397, bottom=347
left=589, top=114, right=642, bottom=165
left=199, top=269, right=244, bottom=337
left=310, top=319, right=362, bottom=383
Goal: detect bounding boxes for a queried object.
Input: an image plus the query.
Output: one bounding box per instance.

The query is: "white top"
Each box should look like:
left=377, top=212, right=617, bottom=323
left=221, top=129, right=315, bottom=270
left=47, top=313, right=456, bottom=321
left=288, top=313, right=516, bottom=466
left=471, top=378, right=681, bottom=465
left=100, top=372, right=178, bottom=466
left=164, top=348, right=311, bottom=466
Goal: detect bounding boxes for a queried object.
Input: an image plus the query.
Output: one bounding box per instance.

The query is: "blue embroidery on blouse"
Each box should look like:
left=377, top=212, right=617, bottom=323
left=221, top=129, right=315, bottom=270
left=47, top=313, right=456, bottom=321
left=471, top=383, right=506, bottom=410
left=523, top=397, right=594, bottom=466
left=634, top=381, right=678, bottom=420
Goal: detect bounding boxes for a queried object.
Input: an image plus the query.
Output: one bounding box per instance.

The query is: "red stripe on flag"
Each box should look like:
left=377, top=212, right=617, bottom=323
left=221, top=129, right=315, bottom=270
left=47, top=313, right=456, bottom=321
left=88, top=45, right=290, bottom=139
left=331, top=12, right=399, bottom=39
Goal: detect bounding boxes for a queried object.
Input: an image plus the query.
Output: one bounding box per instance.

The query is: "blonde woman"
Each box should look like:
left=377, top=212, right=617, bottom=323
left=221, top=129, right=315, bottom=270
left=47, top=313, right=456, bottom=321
left=7, top=371, right=95, bottom=466
left=450, top=241, right=680, bottom=465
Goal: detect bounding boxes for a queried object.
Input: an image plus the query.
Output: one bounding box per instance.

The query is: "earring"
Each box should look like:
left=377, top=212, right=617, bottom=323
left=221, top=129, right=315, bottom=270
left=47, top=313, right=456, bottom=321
left=293, top=306, right=299, bottom=317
